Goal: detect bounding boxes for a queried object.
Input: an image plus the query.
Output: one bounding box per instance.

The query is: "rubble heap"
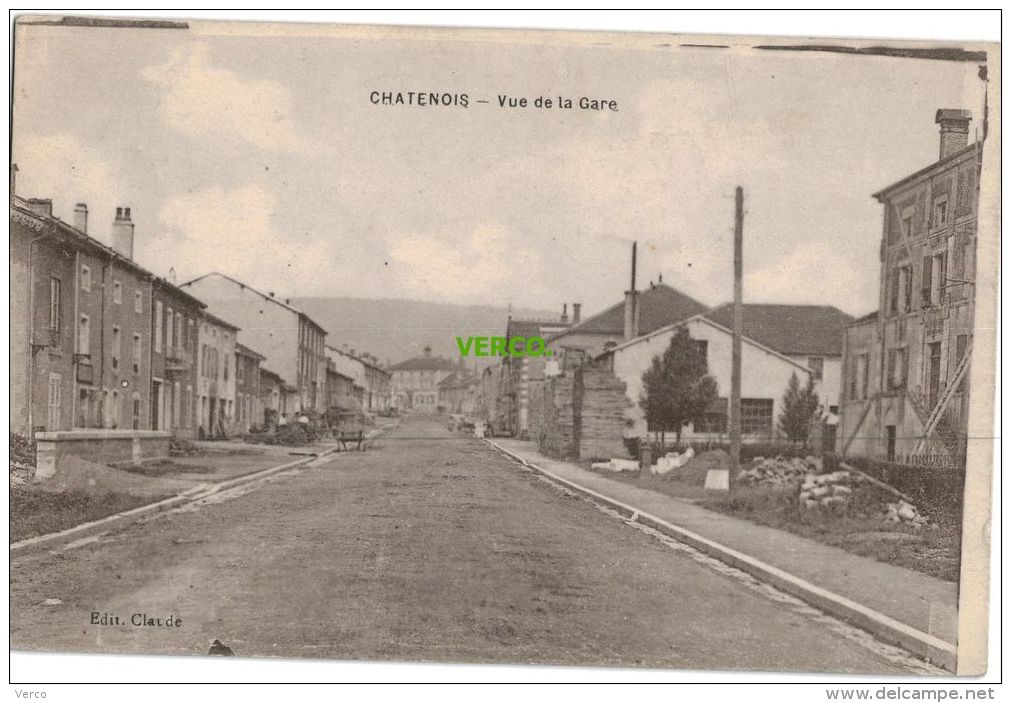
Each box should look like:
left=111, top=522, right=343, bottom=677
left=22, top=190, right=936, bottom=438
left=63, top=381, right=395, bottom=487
left=738, top=455, right=820, bottom=486
left=590, top=458, right=640, bottom=473
left=885, top=500, right=931, bottom=528
left=799, top=470, right=857, bottom=509
left=9, top=432, right=36, bottom=486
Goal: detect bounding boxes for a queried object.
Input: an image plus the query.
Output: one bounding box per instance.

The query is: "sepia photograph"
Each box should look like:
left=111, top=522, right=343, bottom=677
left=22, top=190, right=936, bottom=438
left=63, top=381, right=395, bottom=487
left=7, top=10, right=1001, bottom=689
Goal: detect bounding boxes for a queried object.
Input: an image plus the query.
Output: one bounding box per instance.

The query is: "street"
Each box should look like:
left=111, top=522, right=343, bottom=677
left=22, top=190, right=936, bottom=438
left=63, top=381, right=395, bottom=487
left=11, top=415, right=930, bottom=674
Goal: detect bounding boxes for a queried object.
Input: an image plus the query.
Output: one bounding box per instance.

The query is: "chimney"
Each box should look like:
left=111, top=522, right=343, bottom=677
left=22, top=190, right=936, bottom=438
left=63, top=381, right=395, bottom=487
left=935, top=109, right=972, bottom=160
left=561, top=303, right=568, bottom=324
left=572, top=303, right=581, bottom=324
left=111, top=206, right=134, bottom=259
left=623, top=242, right=640, bottom=341
left=73, top=203, right=88, bottom=233
left=25, top=198, right=53, bottom=217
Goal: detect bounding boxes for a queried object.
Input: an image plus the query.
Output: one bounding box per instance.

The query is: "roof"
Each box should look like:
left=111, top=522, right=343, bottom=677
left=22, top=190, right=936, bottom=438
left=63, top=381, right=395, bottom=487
left=259, top=367, right=284, bottom=384
left=600, top=313, right=811, bottom=374
left=388, top=354, right=459, bottom=372
left=549, top=283, right=708, bottom=340
left=850, top=310, right=879, bottom=327
left=704, top=303, right=854, bottom=357
left=438, top=371, right=479, bottom=390
left=235, top=342, right=265, bottom=361
left=325, top=344, right=388, bottom=373
left=201, top=309, right=240, bottom=331
left=181, top=272, right=327, bottom=334
left=10, top=197, right=207, bottom=311
left=872, top=141, right=980, bottom=200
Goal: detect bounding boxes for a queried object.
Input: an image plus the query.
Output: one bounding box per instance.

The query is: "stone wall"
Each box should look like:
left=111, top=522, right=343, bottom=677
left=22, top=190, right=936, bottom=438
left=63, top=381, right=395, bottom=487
left=34, top=429, right=171, bottom=478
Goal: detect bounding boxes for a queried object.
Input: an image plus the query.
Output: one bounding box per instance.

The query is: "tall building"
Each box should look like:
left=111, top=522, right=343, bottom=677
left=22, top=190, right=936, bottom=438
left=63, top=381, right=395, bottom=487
left=180, top=273, right=328, bottom=413
left=839, top=109, right=981, bottom=465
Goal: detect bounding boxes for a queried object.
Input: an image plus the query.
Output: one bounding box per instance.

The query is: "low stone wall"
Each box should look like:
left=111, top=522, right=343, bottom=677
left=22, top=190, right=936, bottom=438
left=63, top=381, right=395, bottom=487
left=34, top=430, right=172, bottom=478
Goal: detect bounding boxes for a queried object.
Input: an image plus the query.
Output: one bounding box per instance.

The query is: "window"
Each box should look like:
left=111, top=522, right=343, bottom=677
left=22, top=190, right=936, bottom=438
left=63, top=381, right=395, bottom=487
left=224, top=354, right=230, bottom=381
left=694, top=397, right=728, bottom=434
left=134, top=290, right=143, bottom=314
left=79, top=314, right=91, bottom=355
left=111, top=326, right=121, bottom=372
left=693, top=340, right=709, bottom=368
left=133, top=333, right=142, bottom=374
left=933, top=196, right=949, bottom=227
left=132, top=392, right=141, bottom=430
left=807, top=357, right=824, bottom=381
left=110, top=389, right=120, bottom=428
left=741, top=399, right=774, bottom=435
left=886, top=347, right=908, bottom=391
left=112, top=280, right=122, bottom=304
left=80, top=265, right=91, bottom=292
left=49, top=277, right=61, bottom=331
left=166, top=307, right=174, bottom=350
left=154, top=301, right=163, bottom=352
left=47, top=373, right=62, bottom=429
left=237, top=357, right=245, bottom=383
left=175, top=313, right=183, bottom=352
left=187, top=319, right=195, bottom=351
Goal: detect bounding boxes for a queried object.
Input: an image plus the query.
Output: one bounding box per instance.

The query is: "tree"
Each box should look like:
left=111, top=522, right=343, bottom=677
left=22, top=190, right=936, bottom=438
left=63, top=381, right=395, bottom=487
left=777, top=372, right=820, bottom=445
left=639, top=327, right=720, bottom=446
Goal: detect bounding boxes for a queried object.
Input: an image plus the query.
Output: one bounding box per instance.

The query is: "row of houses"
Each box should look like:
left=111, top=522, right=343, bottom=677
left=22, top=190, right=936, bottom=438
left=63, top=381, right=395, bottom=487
left=9, top=170, right=392, bottom=444
left=473, top=109, right=980, bottom=466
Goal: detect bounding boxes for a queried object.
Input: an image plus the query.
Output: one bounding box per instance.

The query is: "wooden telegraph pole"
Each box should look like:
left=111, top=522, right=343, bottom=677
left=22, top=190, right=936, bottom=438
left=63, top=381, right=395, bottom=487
left=729, top=186, right=744, bottom=491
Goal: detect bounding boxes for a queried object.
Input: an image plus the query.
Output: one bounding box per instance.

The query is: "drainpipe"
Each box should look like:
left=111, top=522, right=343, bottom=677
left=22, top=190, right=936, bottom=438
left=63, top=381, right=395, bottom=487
left=25, top=232, right=47, bottom=435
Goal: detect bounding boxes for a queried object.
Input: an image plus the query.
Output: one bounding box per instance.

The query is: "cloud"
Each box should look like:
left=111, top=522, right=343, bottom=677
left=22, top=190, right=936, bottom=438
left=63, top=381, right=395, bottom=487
left=141, top=45, right=303, bottom=153
left=12, top=131, right=127, bottom=245
left=154, top=183, right=338, bottom=286
left=387, top=223, right=547, bottom=303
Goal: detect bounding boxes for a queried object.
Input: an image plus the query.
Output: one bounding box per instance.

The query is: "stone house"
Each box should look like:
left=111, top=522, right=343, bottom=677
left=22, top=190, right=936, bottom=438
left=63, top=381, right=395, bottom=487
left=234, top=343, right=265, bottom=433
left=839, top=110, right=981, bottom=465
left=196, top=310, right=239, bottom=437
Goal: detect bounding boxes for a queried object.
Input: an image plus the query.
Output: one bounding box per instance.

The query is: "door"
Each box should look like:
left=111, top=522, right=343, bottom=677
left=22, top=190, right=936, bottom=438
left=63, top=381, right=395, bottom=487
left=151, top=381, right=161, bottom=430
left=928, top=342, right=942, bottom=408
left=885, top=425, right=896, bottom=462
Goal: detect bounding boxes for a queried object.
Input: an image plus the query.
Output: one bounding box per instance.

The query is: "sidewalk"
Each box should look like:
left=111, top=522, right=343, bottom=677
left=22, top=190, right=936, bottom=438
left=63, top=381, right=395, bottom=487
left=492, top=438, right=959, bottom=670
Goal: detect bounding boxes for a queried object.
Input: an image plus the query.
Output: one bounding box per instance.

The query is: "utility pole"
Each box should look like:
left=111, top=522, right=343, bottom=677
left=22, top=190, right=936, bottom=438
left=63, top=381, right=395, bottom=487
left=729, top=186, right=744, bottom=491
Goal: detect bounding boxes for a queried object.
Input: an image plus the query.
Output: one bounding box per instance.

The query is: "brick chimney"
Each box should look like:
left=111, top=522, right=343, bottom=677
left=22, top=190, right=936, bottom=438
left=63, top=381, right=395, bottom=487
left=572, top=302, right=581, bottom=324
left=112, top=206, right=134, bottom=259
left=73, top=203, right=88, bottom=233
left=935, top=109, right=972, bottom=160
left=25, top=198, right=53, bottom=217
left=561, top=303, right=568, bottom=324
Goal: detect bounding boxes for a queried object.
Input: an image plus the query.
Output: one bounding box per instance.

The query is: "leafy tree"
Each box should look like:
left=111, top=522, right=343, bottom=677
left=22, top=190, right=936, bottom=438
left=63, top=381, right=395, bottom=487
left=777, top=372, right=821, bottom=445
left=639, top=327, right=719, bottom=446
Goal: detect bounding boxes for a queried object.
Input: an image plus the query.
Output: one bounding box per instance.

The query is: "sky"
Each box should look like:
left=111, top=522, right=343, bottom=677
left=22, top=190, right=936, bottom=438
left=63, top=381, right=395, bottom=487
left=12, top=20, right=987, bottom=320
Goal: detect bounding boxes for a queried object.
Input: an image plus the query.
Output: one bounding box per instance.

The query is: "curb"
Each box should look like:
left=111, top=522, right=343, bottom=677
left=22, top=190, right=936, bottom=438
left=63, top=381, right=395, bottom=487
left=487, top=440, right=957, bottom=673
left=10, top=446, right=339, bottom=559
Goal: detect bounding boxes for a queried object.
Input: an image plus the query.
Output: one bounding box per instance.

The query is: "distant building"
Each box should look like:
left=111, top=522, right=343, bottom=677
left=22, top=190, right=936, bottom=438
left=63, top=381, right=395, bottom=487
left=839, top=109, right=981, bottom=464
left=389, top=346, right=457, bottom=412
left=438, top=371, right=480, bottom=415
left=258, top=366, right=288, bottom=422
left=150, top=276, right=204, bottom=438
left=180, top=273, right=327, bottom=413
left=235, top=343, right=265, bottom=432
left=501, top=304, right=573, bottom=437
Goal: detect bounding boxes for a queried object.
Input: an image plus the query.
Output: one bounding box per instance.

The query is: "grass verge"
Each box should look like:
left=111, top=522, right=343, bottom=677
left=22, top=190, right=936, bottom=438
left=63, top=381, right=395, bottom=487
left=10, top=487, right=172, bottom=543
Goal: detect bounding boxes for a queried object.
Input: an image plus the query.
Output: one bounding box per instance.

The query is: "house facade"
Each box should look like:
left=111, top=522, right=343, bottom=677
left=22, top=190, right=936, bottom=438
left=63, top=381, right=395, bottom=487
left=235, top=343, right=264, bottom=433
left=10, top=197, right=173, bottom=436
left=180, top=273, right=328, bottom=413
left=501, top=307, right=572, bottom=438
left=604, top=315, right=814, bottom=444
left=438, top=371, right=480, bottom=415
left=150, top=277, right=204, bottom=438
left=703, top=304, right=853, bottom=417
left=196, top=311, right=239, bottom=437
left=389, top=346, right=457, bottom=412
left=839, top=110, right=981, bottom=465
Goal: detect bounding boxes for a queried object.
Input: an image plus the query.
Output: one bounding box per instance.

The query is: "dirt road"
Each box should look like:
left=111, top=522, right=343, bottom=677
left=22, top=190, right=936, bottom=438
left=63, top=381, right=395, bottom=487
left=10, top=415, right=932, bottom=673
